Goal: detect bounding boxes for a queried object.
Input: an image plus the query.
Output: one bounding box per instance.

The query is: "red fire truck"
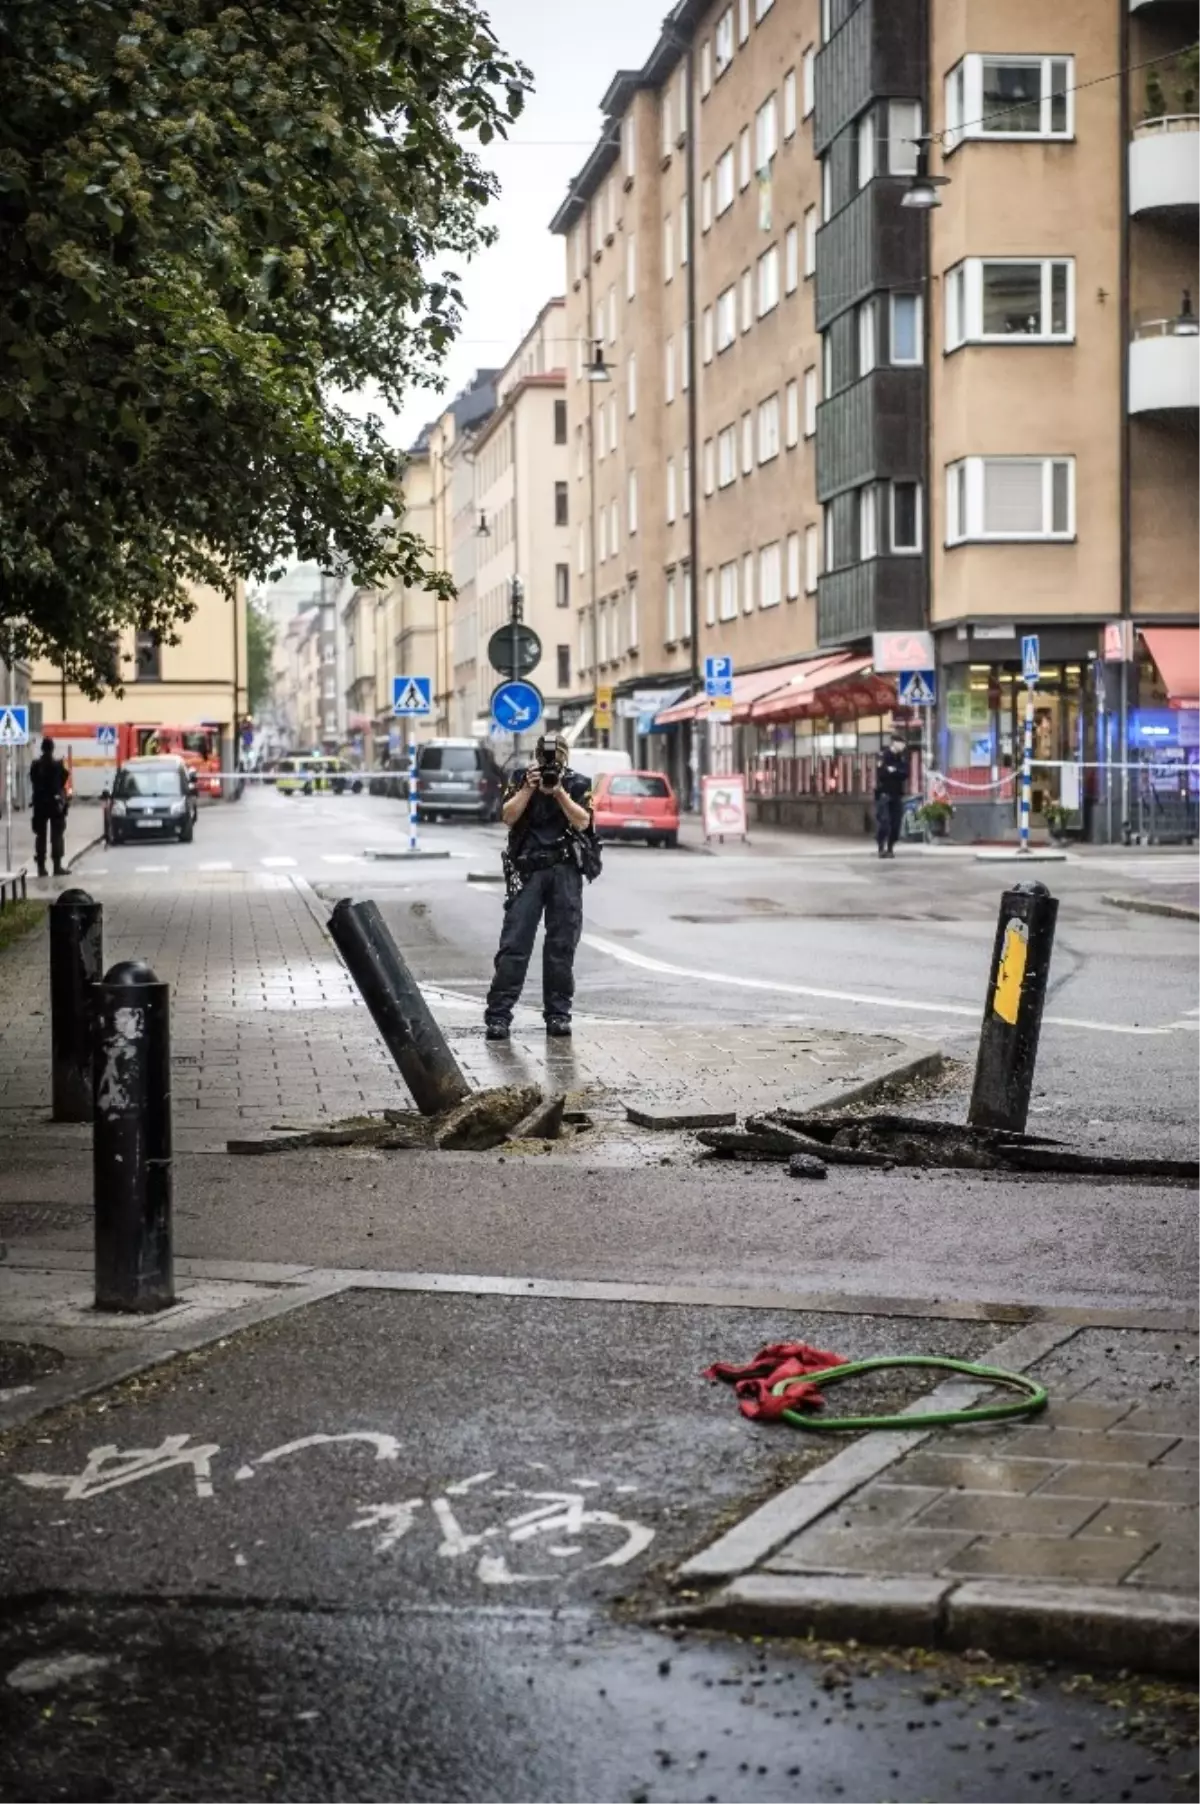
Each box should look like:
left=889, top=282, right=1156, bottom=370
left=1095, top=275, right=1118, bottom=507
left=40, top=723, right=224, bottom=799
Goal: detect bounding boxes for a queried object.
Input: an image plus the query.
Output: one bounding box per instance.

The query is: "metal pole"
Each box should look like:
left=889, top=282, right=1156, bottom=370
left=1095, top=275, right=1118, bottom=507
left=3, top=745, right=11, bottom=876
left=968, top=881, right=1059, bottom=1135
left=1017, top=685, right=1034, bottom=854
left=407, top=725, right=418, bottom=853
left=51, top=889, right=103, bottom=1122
left=93, top=960, right=174, bottom=1312
left=510, top=574, right=523, bottom=764
left=1119, top=656, right=1130, bottom=843
left=327, top=899, right=469, bottom=1115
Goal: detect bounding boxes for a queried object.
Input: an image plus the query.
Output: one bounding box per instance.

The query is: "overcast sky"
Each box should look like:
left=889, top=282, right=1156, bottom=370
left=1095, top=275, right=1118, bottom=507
left=377, top=0, right=662, bottom=450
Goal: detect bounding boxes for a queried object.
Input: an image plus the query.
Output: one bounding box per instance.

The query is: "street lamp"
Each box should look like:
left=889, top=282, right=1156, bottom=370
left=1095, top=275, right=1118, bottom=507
left=586, top=339, right=612, bottom=383
left=476, top=509, right=491, bottom=537
left=900, top=142, right=951, bottom=209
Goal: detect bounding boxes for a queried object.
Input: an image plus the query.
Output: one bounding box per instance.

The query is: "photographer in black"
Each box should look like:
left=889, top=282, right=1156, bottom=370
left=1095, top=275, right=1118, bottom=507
left=484, top=733, right=596, bottom=1041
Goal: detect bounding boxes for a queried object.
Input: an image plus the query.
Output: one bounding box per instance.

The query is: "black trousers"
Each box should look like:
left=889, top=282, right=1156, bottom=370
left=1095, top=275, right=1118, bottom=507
left=486, top=861, right=583, bottom=1025
left=33, top=807, right=65, bottom=872
left=875, top=793, right=903, bottom=853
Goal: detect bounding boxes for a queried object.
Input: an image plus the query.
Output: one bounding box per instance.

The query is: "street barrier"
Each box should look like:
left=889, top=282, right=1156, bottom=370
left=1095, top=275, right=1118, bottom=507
left=92, top=960, right=174, bottom=1313
left=968, top=880, right=1059, bottom=1136
left=327, top=898, right=470, bottom=1116
left=49, top=888, right=103, bottom=1123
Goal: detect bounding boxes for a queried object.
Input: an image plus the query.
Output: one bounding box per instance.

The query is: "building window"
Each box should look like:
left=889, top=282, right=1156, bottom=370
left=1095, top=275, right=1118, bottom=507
left=556, top=564, right=570, bottom=608
left=717, top=424, right=737, bottom=488
left=783, top=69, right=797, bottom=139
left=856, top=110, right=875, bottom=188
left=857, top=300, right=876, bottom=377
left=682, top=445, right=691, bottom=515
left=598, top=601, right=608, bottom=664
left=716, top=285, right=737, bottom=351
left=578, top=614, right=588, bottom=672
left=805, top=523, right=820, bottom=592
left=134, top=630, right=161, bottom=681
left=719, top=560, right=738, bottom=621
left=716, top=146, right=735, bottom=214
left=946, top=456, right=1075, bottom=543
left=666, top=570, right=678, bottom=643
left=945, top=55, right=1073, bottom=152
left=820, top=0, right=831, bottom=41
left=625, top=234, right=637, bottom=299
left=555, top=481, right=569, bottom=526
left=887, top=101, right=921, bottom=173
left=945, top=258, right=1075, bottom=348
left=661, top=92, right=673, bottom=160
left=802, top=46, right=815, bottom=117
left=578, top=526, right=587, bottom=575
left=628, top=469, right=639, bottom=534
left=703, top=438, right=715, bottom=495
left=803, top=366, right=817, bottom=436
left=702, top=306, right=714, bottom=364
left=757, top=392, right=781, bottom=463
left=715, top=6, right=734, bottom=75
left=759, top=541, right=782, bottom=610
left=740, top=268, right=754, bottom=333
left=608, top=394, right=618, bottom=450
left=785, top=224, right=799, bottom=294
left=742, top=551, right=754, bottom=614
left=681, top=565, right=692, bottom=637
left=701, top=173, right=713, bottom=232
left=803, top=206, right=817, bottom=276
left=785, top=378, right=799, bottom=447
left=755, top=94, right=778, bottom=169
left=756, top=244, right=779, bottom=316
left=610, top=499, right=619, bottom=555
left=786, top=532, right=801, bottom=600
left=739, top=125, right=752, bottom=190
left=741, top=411, right=754, bottom=475
left=705, top=568, right=717, bottom=626
left=883, top=295, right=921, bottom=365
left=557, top=644, right=571, bottom=689
left=665, top=336, right=676, bottom=403
left=598, top=507, right=608, bottom=563
left=859, top=485, right=878, bottom=560
left=682, top=321, right=691, bottom=388
left=622, top=113, right=636, bottom=180
left=627, top=351, right=637, bottom=416
left=679, top=200, right=689, bottom=265
left=678, top=63, right=688, bottom=138
left=554, top=398, right=567, bottom=444
left=755, top=0, right=774, bottom=20
left=700, top=40, right=712, bottom=97
left=663, top=214, right=674, bottom=279
left=738, top=0, right=750, bottom=43
left=891, top=481, right=921, bottom=552
left=822, top=155, right=832, bottom=221
left=666, top=457, right=677, bottom=522
left=627, top=579, right=639, bottom=649
left=606, top=286, right=616, bottom=343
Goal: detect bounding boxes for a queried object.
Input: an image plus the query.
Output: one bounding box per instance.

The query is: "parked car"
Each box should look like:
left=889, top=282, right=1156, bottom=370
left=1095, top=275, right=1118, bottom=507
left=591, top=770, right=679, bottom=847
left=103, top=756, right=198, bottom=845
left=569, top=747, right=633, bottom=786
left=414, top=740, right=503, bottom=821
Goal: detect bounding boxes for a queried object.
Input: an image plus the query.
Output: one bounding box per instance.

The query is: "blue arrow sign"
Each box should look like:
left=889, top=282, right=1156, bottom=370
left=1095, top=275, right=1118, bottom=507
left=1021, top=635, right=1040, bottom=685
left=898, top=669, right=936, bottom=708
left=392, top=675, right=432, bottom=717
left=0, top=706, right=29, bottom=746
left=491, top=680, right=544, bottom=735
left=704, top=654, right=734, bottom=699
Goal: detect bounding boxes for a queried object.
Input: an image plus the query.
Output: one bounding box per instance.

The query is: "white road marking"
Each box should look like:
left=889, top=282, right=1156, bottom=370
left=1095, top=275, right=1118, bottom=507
left=198, top=861, right=233, bottom=872
left=580, top=932, right=1175, bottom=1037
left=261, top=856, right=297, bottom=868
left=134, top=865, right=169, bottom=874
left=321, top=854, right=366, bottom=866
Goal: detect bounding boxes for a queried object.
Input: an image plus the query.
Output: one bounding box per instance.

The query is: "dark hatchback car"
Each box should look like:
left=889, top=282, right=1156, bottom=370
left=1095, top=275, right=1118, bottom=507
left=103, top=756, right=199, bottom=845
left=414, top=740, right=503, bottom=821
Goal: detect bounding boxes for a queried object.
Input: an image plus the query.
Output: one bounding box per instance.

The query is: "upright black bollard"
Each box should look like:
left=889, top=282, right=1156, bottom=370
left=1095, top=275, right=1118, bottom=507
left=969, top=881, right=1059, bottom=1135
left=93, top=960, right=174, bottom=1313
left=50, top=889, right=103, bottom=1122
left=328, top=898, right=470, bottom=1116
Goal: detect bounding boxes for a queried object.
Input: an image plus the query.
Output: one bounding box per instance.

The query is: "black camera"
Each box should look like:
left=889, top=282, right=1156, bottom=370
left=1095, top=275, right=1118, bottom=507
left=537, top=757, right=561, bottom=790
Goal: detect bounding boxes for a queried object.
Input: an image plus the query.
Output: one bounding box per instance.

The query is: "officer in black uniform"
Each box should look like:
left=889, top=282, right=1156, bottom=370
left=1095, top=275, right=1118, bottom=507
left=485, top=733, right=594, bottom=1041
left=873, top=733, right=909, bottom=859
left=29, top=736, right=70, bottom=877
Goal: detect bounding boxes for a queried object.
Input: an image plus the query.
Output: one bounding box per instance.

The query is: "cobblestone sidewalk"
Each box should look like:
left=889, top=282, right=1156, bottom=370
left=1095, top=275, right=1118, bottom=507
left=0, top=877, right=915, bottom=1152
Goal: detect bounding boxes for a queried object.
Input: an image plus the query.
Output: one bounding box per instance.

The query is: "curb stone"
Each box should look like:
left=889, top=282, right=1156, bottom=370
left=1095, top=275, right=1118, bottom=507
left=1101, top=892, right=1200, bottom=924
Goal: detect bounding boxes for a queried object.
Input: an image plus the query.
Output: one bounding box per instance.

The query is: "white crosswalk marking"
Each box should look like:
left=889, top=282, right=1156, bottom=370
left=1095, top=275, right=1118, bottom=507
left=261, top=857, right=297, bottom=868
left=320, top=854, right=365, bottom=866
left=135, top=865, right=169, bottom=874
left=198, top=861, right=233, bottom=872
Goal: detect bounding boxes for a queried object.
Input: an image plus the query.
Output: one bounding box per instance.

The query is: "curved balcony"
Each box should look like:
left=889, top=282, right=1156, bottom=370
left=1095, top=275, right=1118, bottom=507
left=1129, top=116, right=1199, bottom=221
left=1129, top=306, right=1200, bottom=419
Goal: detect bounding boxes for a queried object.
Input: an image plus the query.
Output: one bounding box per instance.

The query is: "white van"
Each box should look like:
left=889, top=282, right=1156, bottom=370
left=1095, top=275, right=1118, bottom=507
left=568, top=748, right=633, bottom=785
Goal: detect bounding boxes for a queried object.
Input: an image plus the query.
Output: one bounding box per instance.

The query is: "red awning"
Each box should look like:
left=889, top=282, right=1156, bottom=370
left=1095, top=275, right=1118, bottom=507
left=748, top=654, right=894, bottom=723
left=654, top=659, right=819, bottom=725
left=1139, top=627, right=1200, bottom=709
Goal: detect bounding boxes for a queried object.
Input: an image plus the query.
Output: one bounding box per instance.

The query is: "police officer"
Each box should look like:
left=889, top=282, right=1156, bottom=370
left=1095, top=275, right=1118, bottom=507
left=874, top=733, right=908, bottom=859
left=30, top=736, right=70, bottom=877
left=484, top=733, right=594, bottom=1041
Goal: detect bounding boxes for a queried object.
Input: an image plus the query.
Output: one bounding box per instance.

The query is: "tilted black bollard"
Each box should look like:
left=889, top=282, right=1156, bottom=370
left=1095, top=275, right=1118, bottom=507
left=328, top=898, right=470, bottom=1116
left=968, top=881, right=1059, bottom=1136
left=50, top=889, right=103, bottom=1123
left=93, top=960, right=174, bottom=1313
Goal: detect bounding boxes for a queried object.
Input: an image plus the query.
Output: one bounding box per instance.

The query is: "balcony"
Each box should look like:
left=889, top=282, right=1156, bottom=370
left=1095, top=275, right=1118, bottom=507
left=816, top=557, right=925, bottom=647
left=815, top=368, right=924, bottom=502
left=812, top=0, right=924, bottom=155
left=1129, top=304, right=1200, bottom=419
left=1129, top=117, right=1199, bottom=221
left=814, top=182, right=925, bottom=330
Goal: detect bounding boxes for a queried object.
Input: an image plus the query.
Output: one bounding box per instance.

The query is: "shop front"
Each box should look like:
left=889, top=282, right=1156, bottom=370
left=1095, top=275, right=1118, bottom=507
left=744, top=655, right=902, bottom=836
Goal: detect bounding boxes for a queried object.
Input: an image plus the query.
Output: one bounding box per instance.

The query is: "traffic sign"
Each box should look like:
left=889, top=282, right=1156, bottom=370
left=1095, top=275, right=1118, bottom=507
left=704, top=654, right=734, bottom=699
left=897, top=669, right=936, bottom=708
left=491, top=680, right=544, bottom=735
left=595, top=685, right=613, bottom=733
left=487, top=623, right=542, bottom=677
left=1021, top=635, right=1040, bottom=685
left=95, top=724, right=117, bottom=747
left=0, top=706, right=29, bottom=746
left=392, top=675, right=432, bottom=717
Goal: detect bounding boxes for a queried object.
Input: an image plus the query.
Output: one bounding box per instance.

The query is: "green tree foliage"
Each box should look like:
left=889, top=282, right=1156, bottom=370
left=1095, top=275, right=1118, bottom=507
left=245, top=595, right=274, bottom=715
left=0, top=0, right=529, bottom=690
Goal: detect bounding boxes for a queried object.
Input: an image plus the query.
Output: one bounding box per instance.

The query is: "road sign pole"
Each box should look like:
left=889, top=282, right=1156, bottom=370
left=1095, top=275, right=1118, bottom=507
left=4, top=746, right=11, bottom=876
left=407, top=725, right=418, bottom=853
left=1018, top=685, right=1035, bottom=855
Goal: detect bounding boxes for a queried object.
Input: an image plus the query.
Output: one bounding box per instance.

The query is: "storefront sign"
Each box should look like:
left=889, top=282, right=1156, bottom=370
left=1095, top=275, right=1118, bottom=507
left=969, top=735, right=993, bottom=768
left=594, top=685, right=613, bottom=732
left=1103, top=621, right=1134, bottom=662
left=947, top=691, right=990, bottom=730
left=872, top=630, right=934, bottom=673
left=701, top=774, right=748, bottom=841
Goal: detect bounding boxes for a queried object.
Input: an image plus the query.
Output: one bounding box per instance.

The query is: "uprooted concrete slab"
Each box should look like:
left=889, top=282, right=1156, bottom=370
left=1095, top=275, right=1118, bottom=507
left=227, top=1086, right=554, bottom=1156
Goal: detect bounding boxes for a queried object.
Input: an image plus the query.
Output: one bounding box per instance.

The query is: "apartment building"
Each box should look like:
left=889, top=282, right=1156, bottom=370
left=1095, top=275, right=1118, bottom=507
left=425, top=371, right=499, bottom=734
left=553, top=0, right=1197, bottom=838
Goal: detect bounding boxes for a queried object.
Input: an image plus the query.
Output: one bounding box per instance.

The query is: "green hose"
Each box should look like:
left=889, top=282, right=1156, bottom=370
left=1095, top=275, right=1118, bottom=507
left=773, top=1354, right=1048, bottom=1433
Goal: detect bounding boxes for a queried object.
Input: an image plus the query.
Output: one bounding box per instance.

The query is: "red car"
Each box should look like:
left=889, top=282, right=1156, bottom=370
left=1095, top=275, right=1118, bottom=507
left=592, top=770, right=679, bottom=847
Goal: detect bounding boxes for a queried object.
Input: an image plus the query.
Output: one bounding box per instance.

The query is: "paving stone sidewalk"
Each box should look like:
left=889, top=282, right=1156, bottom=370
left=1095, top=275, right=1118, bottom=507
left=679, top=1325, right=1199, bottom=1674
left=0, top=876, right=917, bottom=1152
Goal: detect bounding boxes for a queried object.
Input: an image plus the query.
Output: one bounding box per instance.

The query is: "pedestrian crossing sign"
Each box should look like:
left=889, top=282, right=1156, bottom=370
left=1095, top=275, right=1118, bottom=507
left=392, top=676, right=432, bottom=717
left=0, top=706, right=29, bottom=745
left=897, top=669, right=936, bottom=708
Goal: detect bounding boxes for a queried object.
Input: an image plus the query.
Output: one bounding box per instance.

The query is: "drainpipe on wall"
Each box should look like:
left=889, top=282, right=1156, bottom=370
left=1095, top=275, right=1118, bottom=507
left=1118, top=0, right=1133, bottom=843
left=684, top=38, right=702, bottom=809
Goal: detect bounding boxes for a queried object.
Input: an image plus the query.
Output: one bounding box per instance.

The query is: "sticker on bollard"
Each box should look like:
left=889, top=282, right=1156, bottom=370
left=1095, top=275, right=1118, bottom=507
left=92, top=960, right=174, bottom=1313
left=969, top=882, right=1059, bottom=1136
left=50, top=889, right=103, bottom=1124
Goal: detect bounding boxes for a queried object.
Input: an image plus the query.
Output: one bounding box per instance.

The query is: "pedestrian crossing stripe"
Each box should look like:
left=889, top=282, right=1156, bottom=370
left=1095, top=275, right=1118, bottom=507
left=0, top=706, right=29, bottom=745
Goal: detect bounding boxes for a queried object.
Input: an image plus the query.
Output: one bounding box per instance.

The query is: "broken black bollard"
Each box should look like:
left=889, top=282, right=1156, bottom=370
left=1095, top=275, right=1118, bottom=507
left=93, top=960, right=174, bottom=1313
left=969, top=880, right=1059, bottom=1136
left=50, top=888, right=103, bottom=1123
left=328, top=898, right=470, bottom=1116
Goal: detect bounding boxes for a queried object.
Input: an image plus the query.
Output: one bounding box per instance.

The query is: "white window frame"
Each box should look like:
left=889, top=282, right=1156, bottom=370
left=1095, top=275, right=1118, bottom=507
left=820, top=0, right=831, bottom=42
left=701, top=173, right=713, bottom=232
left=803, top=205, right=817, bottom=277
left=716, top=146, right=736, bottom=214
left=738, top=0, right=750, bottom=44
left=803, top=366, right=817, bottom=437
left=681, top=321, right=691, bottom=388
left=665, top=570, right=678, bottom=643
left=665, top=336, right=676, bottom=404
left=703, top=437, right=715, bottom=496
left=822, top=155, right=832, bottom=221
left=857, top=300, right=876, bottom=377
left=890, top=293, right=923, bottom=365
left=661, top=91, right=674, bottom=160
left=856, top=109, right=875, bottom=189
left=945, top=456, right=1076, bottom=544
left=756, top=244, right=780, bottom=316
left=626, top=351, right=637, bottom=417
left=718, top=560, right=738, bottom=622
left=607, top=286, right=616, bottom=344
left=679, top=200, right=689, bottom=265
left=682, top=446, right=691, bottom=515
left=802, top=47, right=815, bottom=118
left=597, top=400, right=606, bottom=460
left=887, top=100, right=921, bottom=174
left=702, top=306, right=714, bottom=364
left=625, top=233, right=637, bottom=299
left=666, top=457, right=677, bottom=523
left=598, top=506, right=608, bottom=563
left=717, top=424, right=737, bottom=488
left=945, top=54, right=1075, bottom=153
left=678, top=64, right=689, bottom=140
left=890, top=480, right=922, bottom=553
left=705, top=568, right=717, bottom=627
left=757, top=392, right=781, bottom=464
left=663, top=213, right=674, bottom=281
left=859, top=484, right=878, bottom=561
left=785, top=378, right=799, bottom=448
left=716, top=284, right=737, bottom=351
left=945, top=257, right=1076, bottom=349
left=740, top=267, right=754, bottom=333
left=627, top=579, right=639, bottom=650
left=755, top=94, right=778, bottom=170
left=681, top=564, right=692, bottom=634
left=786, top=532, right=801, bottom=600
left=628, top=469, right=639, bottom=535
left=715, top=6, right=734, bottom=75
left=608, top=395, right=617, bottom=452
left=784, top=223, right=799, bottom=295
left=739, top=125, right=752, bottom=191
left=700, top=40, right=712, bottom=98
left=759, top=541, right=782, bottom=610
left=611, top=499, right=620, bottom=555
left=755, top=0, right=774, bottom=19
left=741, top=411, right=754, bottom=476
left=805, top=523, right=820, bottom=594
left=623, top=114, right=636, bottom=180
left=783, top=69, right=797, bottom=139
left=742, top=551, right=754, bottom=615
left=598, top=600, right=608, bottom=664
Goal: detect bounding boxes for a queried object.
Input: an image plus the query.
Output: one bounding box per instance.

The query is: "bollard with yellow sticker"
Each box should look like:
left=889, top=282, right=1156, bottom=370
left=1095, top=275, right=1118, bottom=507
left=969, top=881, right=1059, bottom=1134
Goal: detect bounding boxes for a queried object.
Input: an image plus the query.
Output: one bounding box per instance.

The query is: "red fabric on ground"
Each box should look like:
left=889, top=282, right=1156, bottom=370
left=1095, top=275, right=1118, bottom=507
left=705, top=1340, right=847, bottom=1420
